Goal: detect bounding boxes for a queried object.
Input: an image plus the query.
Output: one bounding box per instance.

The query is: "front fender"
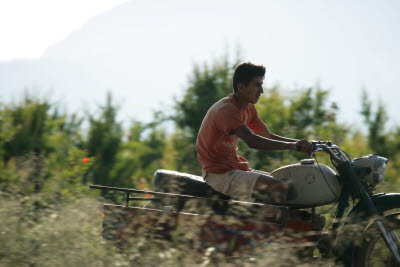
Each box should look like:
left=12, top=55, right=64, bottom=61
left=335, top=193, right=400, bottom=266
left=347, top=193, right=400, bottom=219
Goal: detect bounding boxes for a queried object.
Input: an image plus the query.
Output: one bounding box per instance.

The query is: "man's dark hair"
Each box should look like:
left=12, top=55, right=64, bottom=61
left=232, top=62, right=266, bottom=92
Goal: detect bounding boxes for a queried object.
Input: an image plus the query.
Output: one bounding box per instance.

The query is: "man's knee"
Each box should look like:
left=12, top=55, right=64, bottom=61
left=269, top=180, right=288, bottom=203
left=253, top=176, right=288, bottom=203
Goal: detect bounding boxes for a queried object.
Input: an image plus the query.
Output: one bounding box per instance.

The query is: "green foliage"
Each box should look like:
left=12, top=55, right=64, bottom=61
left=110, top=121, right=167, bottom=189
left=360, top=90, right=389, bottom=156
left=86, top=93, right=122, bottom=193
left=170, top=57, right=354, bottom=172
left=254, top=85, right=348, bottom=170
left=1, top=56, right=399, bottom=197
left=168, top=129, right=201, bottom=174
left=0, top=95, right=85, bottom=196
left=169, top=56, right=240, bottom=172
left=173, top=56, right=240, bottom=141
left=0, top=95, right=50, bottom=162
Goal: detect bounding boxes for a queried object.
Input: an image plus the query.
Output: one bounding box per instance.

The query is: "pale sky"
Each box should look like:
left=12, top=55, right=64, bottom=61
left=0, top=0, right=399, bottom=129
left=0, top=0, right=127, bottom=61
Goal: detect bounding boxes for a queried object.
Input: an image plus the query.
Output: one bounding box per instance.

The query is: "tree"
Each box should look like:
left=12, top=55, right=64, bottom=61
left=253, top=85, right=346, bottom=170
left=360, top=90, right=388, bottom=156
left=1, top=95, right=50, bottom=163
left=170, top=56, right=240, bottom=173
left=0, top=95, right=52, bottom=202
left=0, top=93, right=90, bottom=221
left=173, top=56, right=240, bottom=140
left=170, top=57, right=348, bottom=173
left=86, top=93, right=122, bottom=194
left=110, top=120, right=167, bottom=189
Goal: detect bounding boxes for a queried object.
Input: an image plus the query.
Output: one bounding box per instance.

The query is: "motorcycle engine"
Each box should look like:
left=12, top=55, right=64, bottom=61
left=352, top=154, right=388, bottom=185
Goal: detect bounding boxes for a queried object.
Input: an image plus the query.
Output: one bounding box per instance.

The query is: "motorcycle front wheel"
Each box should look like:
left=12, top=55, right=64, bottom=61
left=353, top=212, right=400, bottom=267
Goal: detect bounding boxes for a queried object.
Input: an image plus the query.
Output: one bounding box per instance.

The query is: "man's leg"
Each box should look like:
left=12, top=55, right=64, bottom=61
left=205, top=170, right=288, bottom=204
left=252, top=174, right=289, bottom=204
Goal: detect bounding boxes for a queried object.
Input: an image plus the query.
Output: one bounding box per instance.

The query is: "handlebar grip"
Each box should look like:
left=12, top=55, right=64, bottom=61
left=311, top=142, right=317, bottom=151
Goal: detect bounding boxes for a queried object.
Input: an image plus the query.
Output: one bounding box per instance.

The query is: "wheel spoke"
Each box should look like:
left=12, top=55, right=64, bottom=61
left=377, top=220, right=400, bottom=263
left=390, top=230, right=400, bottom=246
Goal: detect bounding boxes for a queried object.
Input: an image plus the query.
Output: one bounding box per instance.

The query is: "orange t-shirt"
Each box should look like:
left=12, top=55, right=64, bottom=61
left=196, top=94, right=267, bottom=174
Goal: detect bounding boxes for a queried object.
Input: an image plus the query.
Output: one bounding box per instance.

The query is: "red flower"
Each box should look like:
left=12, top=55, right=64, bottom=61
left=145, top=194, right=152, bottom=198
left=82, top=157, right=90, bottom=163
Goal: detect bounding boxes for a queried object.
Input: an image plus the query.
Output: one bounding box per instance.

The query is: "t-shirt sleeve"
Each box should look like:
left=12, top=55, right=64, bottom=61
left=247, top=105, right=267, bottom=133
left=214, top=106, right=244, bottom=135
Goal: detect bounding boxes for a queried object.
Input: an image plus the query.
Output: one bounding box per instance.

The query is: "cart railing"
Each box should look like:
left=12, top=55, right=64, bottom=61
left=89, top=184, right=289, bottom=210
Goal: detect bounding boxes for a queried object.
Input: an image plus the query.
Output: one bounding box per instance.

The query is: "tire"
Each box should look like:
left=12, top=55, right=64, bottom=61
left=353, top=212, right=400, bottom=267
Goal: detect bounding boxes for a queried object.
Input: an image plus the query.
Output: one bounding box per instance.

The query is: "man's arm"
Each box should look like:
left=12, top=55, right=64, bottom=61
left=255, top=127, right=298, bottom=143
left=233, top=125, right=297, bottom=151
left=234, top=126, right=312, bottom=154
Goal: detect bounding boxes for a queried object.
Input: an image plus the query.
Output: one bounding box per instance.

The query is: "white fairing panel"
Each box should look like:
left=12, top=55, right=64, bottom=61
left=271, top=163, right=341, bottom=206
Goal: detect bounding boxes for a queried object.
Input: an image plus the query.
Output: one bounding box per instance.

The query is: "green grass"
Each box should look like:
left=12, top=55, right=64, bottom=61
left=0, top=190, right=338, bottom=267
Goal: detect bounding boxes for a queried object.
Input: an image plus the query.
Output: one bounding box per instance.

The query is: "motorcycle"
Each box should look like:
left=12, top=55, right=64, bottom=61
left=90, top=141, right=400, bottom=266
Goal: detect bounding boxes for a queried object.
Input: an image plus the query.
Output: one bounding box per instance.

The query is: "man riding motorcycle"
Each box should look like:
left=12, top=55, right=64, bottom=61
left=196, top=62, right=313, bottom=204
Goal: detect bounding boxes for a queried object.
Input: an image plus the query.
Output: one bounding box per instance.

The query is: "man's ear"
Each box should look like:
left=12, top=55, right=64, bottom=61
left=237, top=82, right=245, bottom=92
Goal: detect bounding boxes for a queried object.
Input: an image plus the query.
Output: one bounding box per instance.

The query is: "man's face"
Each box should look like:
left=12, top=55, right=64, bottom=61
left=238, top=76, right=264, bottom=104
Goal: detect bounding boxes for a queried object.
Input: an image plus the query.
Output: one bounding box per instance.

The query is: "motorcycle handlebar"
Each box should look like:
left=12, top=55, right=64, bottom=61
left=311, top=141, right=347, bottom=163
left=311, top=140, right=333, bottom=152
left=295, top=140, right=335, bottom=154
left=295, top=140, right=332, bottom=153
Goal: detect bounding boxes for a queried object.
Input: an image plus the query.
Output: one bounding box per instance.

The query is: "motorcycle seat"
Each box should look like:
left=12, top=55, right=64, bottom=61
left=153, top=169, right=231, bottom=201
left=152, top=170, right=292, bottom=219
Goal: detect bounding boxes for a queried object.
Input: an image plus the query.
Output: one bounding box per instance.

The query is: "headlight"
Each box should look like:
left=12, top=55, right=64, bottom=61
left=352, top=154, right=388, bottom=185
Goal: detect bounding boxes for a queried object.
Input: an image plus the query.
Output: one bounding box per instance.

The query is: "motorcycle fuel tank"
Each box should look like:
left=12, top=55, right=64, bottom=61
left=271, top=159, right=341, bottom=207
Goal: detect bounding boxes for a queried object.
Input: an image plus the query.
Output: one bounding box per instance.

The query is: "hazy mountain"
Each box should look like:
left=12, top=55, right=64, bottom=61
left=0, top=0, right=251, bottom=122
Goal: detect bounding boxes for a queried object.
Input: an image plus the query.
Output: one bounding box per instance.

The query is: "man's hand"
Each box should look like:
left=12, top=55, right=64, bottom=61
left=295, top=139, right=313, bottom=155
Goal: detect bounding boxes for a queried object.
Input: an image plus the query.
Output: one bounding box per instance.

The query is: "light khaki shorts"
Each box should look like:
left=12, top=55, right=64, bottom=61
left=203, top=169, right=270, bottom=202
